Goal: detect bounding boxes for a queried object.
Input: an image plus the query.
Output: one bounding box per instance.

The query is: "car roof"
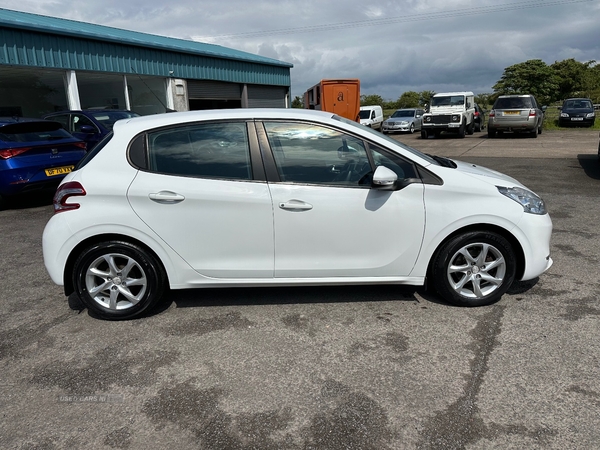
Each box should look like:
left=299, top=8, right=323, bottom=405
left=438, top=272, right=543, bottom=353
left=433, top=91, right=474, bottom=96
left=45, top=109, right=136, bottom=115
left=0, top=117, right=59, bottom=126
left=112, top=109, right=336, bottom=135
left=497, top=94, right=533, bottom=98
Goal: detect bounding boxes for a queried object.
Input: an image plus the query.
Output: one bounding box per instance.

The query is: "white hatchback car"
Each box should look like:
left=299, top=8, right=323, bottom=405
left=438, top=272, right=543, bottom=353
left=43, top=109, right=553, bottom=320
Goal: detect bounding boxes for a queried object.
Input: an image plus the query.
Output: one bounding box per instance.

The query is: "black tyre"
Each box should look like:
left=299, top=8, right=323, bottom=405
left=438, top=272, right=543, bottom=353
left=431, top=231, right=516, bottom=307
left=409, top=123, right=415, bottom=134
left=73, top=241, right=167, bottom=320
left=467, top=121, right=474, bottom=135
left=530, top=128, right=538, bottom=138
left=421, top=130, right=428, bottom=139
left=458, top=122, right=466, bottom=138
left=487, top=127, right=496, bottom=138
left=474, top=121, right=481, bottom=132
left=538, top=124, right=543, bottom=134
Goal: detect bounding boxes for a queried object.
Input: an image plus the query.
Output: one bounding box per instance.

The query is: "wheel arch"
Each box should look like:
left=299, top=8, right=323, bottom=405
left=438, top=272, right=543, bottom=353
left=425, top=223, right=525, bottom=283
left=63, top=233, right=170, bottom=296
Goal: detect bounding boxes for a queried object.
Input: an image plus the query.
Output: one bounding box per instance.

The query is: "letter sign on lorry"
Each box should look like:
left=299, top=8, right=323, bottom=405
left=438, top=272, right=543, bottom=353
left=304, top=79, right=360, bottom=122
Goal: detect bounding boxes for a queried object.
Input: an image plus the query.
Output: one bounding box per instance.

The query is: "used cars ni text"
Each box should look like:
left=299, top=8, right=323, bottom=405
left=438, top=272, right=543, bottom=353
left=42, top=109, right=553, bottom=320
left=487, top=94, right=545, bottom=138
left=0, top=118, right=87, bottom=209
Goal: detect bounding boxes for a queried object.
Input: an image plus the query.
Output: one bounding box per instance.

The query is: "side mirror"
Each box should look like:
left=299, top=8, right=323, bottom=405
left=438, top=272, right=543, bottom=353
left=542, top=106, right=547, bottom=112
left=372, top=165, right=398, bottom=190
left=79, top=125, right=97, bottom=134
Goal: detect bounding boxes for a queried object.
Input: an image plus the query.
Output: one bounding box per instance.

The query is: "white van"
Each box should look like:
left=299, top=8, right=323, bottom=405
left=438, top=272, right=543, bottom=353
left=359, top=105, right=384, bottom=130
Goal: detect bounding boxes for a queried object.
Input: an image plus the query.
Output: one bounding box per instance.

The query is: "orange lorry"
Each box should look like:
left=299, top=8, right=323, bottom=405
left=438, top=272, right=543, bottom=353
left=303, top=79, right=360, bottom=122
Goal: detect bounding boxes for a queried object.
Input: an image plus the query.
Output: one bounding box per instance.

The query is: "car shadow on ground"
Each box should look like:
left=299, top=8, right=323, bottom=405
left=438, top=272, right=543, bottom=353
left=577, top=154, right=600, bottom=180
left=69, top=285, right=430, bottom=319
left=69, top=278, right=541, bottom=320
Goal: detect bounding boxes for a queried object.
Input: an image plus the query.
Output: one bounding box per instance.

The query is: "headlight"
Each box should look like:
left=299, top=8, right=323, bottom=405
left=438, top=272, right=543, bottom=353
left=452, top=115, right=460, bottom=122
left=586, top=112, right=595, bottom=118
left=399, top=121, right=409, bottom=125
left=497, top=186, right=547, bottom=215
left=560, top=112, right=569, bottom=118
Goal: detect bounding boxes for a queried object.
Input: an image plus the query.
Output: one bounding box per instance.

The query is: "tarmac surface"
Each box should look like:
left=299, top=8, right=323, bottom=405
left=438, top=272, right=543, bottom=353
left=1, top=129, right=599, bottom=449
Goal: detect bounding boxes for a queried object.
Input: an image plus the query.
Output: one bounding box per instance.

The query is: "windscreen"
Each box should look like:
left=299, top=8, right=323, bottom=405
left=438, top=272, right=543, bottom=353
left=391, top=110, right=415, bottom=118
left=431, top=96, right=464, bottom=107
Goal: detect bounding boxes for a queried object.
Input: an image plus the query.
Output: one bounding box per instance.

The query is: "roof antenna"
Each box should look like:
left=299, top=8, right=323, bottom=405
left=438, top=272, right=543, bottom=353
left=130, top=67, right=177, bottom=113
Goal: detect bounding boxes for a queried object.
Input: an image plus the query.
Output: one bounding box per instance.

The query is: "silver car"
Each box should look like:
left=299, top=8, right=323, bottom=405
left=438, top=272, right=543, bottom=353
left=487, top=94, right=546, bottom=138
left=382, top=108, right=425, bottom=134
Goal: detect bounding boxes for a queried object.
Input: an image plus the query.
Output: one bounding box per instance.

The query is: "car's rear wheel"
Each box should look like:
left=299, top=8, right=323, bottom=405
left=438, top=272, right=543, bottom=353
left=409, top=123, right=415, bottom=134
left=475, top=121, right=481, bottom=132
left=487, top=127, right=496, bottom=138
left=73, top=241, right=167, bottom=320
left=431, top=231, right=516, bottom=307
left=467, top=121, right=474, bottom=135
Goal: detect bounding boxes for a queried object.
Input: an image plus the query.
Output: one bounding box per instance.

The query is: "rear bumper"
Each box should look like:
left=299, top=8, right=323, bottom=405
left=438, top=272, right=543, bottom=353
left=488, top=117, right=537, bottom=132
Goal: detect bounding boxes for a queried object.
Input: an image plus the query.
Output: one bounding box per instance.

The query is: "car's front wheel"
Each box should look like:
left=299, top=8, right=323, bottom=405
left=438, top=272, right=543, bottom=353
left=431, top=231, right=516, bottom=307
left=73, top=241, right=167, bottom=320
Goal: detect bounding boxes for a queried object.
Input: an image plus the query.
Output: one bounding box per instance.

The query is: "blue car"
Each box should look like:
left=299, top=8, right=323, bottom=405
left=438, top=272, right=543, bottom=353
left=0, top=118, right=87, bottom=209
left=43, top=110, right=139, bottom=151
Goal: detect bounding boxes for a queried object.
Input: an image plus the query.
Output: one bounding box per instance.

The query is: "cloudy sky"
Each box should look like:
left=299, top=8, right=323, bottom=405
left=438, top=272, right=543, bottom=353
left=1, top=0, right=599, bottom=101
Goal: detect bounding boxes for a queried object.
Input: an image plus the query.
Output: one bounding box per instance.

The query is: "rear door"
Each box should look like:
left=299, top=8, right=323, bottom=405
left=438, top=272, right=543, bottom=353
left=127, top=121, right=275, bottom=278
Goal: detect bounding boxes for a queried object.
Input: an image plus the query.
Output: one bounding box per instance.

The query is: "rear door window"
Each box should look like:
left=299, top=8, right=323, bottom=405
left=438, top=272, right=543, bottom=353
left=147, top=122, right=252, bottom=180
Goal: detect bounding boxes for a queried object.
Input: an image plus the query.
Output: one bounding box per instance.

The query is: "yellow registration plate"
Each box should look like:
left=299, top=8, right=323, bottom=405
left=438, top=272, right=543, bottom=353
left=45, top=165, right=74, bottom=177
left=503, top=111, right=520, bottom=115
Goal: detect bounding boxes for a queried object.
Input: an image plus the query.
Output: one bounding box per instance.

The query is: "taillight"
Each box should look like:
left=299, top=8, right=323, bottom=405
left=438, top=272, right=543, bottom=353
left=489, top=110, right=495, bottom=118
left=75, top=141, right=88, bottom=150
left=53, top=181, right=86, bottom=213
left=529, top=109, right=536, bottom=117
left=0, top=147, right=32, bottom=159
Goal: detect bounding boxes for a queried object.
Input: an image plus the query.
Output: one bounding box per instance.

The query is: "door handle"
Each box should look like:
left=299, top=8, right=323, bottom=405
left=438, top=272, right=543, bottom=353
left=148, top=191, right=185, bottom=204
left=279, top=200, right=313, bottom=211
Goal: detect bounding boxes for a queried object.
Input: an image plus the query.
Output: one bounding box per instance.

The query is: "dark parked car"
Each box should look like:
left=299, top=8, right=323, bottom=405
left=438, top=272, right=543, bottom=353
left=487, top=94, right=545, bottom=138
left=43, top=109, right=139, bottom=150
left=558, top=98, right=595, bottom=127
left=473, top=103, right=486, bottom=132
left=0, top=118, right=87, bottom=209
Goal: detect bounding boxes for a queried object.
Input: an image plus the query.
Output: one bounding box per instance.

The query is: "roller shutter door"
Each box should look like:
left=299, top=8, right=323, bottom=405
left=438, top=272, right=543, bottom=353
left=187, top=80, right=241, bottom=100
left=247, top=85, right=287, bottom=108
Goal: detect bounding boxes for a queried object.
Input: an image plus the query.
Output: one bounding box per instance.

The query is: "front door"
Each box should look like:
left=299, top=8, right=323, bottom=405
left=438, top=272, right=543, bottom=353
left=262, top=121, right=425, bottom=279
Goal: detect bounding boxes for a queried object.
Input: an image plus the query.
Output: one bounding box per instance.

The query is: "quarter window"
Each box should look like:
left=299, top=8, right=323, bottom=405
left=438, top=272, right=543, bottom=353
left=147, top=122, right=252, bottom=180
left=263, top=122, right=372, bottom=187
left=370, top=144, right=417, bottom=180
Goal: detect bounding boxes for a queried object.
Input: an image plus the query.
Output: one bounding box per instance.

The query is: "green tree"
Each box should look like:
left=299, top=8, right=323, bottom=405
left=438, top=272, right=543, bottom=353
left=291, top=96, right=304, bottom=108
left=492, top=59, right=559, bottom=105
left=396, top=91, right=420, bottom=108
left=360, top=94, right=385, bottom=106
left=550, top=58, right=595, bottom=100
left=419, top=90, right=436, bottom=107
left=475, top=93, right=493, bottom=108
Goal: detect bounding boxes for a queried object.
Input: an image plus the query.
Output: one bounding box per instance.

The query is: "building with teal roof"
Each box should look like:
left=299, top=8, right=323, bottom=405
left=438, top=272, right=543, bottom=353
left=0, top=8, right=293, bottom=116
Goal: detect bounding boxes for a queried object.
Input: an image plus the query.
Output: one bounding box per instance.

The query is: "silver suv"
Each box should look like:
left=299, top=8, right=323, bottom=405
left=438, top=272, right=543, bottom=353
left=488, top=94, right=546, bottom=138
